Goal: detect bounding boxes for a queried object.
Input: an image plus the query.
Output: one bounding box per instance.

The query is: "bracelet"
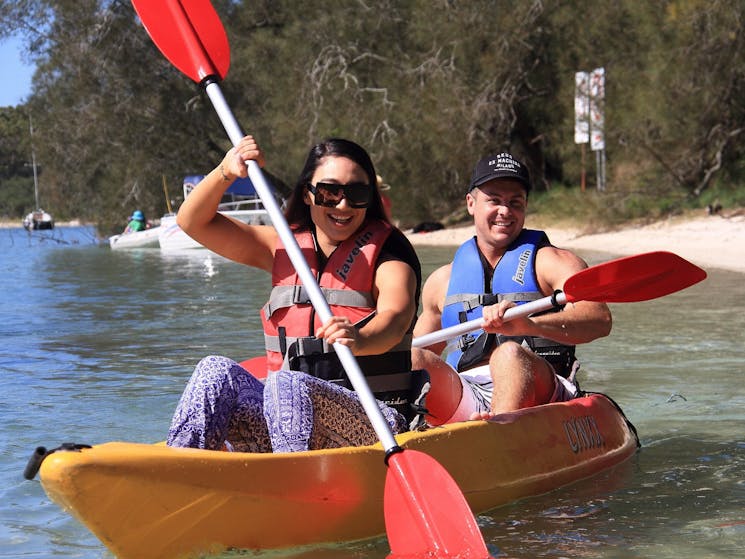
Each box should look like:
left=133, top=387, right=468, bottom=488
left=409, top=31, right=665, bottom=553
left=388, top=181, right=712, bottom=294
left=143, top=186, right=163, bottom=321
left=219, top=164, right=230, bottom=181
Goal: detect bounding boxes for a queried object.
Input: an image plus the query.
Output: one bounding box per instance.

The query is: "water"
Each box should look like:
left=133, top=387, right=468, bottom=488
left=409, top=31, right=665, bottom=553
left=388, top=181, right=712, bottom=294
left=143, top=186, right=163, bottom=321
left=1, top=226, right=743, bottom=558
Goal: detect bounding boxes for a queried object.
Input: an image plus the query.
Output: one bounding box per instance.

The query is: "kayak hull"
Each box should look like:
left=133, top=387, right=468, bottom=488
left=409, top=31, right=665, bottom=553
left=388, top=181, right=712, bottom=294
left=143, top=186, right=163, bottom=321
left=39, top=393, right=637, bottom=559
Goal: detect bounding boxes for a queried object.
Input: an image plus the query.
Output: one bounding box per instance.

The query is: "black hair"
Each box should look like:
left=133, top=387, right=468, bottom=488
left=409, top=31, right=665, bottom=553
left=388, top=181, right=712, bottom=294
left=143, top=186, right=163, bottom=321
left=283, top=138, right=388, bottom=229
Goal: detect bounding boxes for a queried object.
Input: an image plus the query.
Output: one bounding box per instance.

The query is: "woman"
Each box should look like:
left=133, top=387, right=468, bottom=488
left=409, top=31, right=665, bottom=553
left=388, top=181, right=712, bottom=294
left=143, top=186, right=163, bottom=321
left=167, top=136, right=424, bottom=453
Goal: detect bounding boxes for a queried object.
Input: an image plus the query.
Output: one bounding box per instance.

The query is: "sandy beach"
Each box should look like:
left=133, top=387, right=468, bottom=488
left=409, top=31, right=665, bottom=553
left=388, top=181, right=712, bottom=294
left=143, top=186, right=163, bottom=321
left=5, top=210, right=742, bottom=274
left=405, top=211, right=745, bottom=274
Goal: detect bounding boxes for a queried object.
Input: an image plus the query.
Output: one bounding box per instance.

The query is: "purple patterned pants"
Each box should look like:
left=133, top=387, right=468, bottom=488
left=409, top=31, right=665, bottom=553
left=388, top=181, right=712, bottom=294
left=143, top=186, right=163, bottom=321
left=166, top=356, right=408, bottom=453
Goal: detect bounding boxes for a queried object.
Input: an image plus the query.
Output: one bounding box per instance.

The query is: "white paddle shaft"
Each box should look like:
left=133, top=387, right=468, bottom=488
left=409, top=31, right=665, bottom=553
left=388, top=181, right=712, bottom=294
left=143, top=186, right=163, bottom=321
left=412, top=291, right=568, bottom=348
left=205, top=82, right=398, bottom=451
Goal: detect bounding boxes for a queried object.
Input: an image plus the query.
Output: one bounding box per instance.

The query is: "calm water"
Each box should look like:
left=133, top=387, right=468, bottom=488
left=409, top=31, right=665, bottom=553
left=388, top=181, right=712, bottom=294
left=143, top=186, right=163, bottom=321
left=1, top=226, right=743, bottom=559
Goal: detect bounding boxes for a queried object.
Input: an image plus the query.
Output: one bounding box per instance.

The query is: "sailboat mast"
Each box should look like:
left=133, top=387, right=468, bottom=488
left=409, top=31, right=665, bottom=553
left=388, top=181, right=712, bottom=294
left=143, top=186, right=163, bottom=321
left=29, top=114, right=40, bottom=209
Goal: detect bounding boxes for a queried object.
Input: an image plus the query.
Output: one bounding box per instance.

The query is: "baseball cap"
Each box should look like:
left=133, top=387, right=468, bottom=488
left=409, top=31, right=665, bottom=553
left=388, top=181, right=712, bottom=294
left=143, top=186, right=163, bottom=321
left=468, top=153, right=531, bottom=194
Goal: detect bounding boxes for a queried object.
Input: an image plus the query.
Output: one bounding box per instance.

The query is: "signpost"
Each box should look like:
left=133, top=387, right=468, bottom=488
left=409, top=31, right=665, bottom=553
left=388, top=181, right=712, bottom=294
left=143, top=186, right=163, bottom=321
left=574, top=72, right=590, bottom=191
left=574, top=67, right=606, bottom=191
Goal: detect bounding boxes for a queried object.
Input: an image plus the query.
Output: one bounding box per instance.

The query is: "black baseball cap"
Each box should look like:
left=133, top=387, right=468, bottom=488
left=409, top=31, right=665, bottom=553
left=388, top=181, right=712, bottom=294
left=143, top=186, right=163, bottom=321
left=468, top=153, right=531, bottom=194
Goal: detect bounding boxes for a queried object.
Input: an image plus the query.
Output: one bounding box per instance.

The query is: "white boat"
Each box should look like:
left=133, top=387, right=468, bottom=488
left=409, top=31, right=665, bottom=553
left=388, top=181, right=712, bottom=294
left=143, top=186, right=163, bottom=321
left=159, top=175, right=273, bottom=251
left=23, top=209, right=55, bottom=231
left=108, top=226, right=162, bottom=250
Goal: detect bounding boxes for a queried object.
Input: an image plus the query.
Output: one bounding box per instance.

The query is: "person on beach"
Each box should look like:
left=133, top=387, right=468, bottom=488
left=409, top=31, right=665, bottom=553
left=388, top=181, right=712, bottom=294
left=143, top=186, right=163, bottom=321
left=376, top=174, right=393, bottom=221
left=412, top=152, right=612, bottom=424
left=167, top=136, right=426, bottom=453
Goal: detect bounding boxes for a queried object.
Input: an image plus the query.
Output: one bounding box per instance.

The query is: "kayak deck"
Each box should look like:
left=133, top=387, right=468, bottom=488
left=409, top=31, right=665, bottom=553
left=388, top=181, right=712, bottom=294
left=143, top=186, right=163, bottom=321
left=38, top=393, right=637, bottom=559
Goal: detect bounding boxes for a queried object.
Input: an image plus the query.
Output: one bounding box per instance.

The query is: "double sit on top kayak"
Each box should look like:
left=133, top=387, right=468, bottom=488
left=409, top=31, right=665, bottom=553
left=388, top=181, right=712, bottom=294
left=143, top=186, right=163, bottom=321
left=29, top=390, right=638, bottom=559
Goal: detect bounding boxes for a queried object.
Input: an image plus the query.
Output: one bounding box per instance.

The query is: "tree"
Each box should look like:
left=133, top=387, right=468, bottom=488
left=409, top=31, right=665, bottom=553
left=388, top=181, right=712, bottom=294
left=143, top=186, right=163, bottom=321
left=637, top=0, right=745, bottom=197
left=1, top=0, right=743, bottom=229
left=0, top=107, right=36, bottom=218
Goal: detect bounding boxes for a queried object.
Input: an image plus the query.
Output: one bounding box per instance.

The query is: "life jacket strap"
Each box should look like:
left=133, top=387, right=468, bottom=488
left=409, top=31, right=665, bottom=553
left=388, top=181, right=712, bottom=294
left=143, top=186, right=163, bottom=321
left=263, top=285, right=374, bottom=319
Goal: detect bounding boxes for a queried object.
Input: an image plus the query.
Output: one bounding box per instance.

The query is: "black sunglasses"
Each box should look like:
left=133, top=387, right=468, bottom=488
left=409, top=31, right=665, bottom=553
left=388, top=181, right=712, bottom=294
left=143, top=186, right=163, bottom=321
left=306, top=182, right=373, bottom=209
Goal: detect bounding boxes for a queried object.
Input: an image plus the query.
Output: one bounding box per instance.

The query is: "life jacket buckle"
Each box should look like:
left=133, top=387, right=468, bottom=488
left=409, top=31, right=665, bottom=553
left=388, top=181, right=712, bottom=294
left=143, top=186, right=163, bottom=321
left=291, top=285, right=310, bottom=305
left=457, top=333, right=475, bottom=350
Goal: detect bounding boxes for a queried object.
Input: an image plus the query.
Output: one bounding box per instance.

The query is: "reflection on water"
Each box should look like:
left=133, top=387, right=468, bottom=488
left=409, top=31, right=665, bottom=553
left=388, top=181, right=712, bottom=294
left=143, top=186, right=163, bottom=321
left=1, top=231, right=743, bottom=558
left=482, top=438, right=745, bottom=559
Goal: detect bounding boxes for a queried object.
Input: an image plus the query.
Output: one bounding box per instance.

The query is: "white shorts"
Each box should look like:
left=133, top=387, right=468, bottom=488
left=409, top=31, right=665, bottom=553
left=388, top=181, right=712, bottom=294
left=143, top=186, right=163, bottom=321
left=446, top=362, right=580, bottom=423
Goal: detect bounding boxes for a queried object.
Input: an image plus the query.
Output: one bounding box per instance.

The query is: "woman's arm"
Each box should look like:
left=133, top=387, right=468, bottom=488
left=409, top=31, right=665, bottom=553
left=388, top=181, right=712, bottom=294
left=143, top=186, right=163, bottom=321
left=176, top=135, right=277, bottom=271
left=316, top=259, right=418, bottom=356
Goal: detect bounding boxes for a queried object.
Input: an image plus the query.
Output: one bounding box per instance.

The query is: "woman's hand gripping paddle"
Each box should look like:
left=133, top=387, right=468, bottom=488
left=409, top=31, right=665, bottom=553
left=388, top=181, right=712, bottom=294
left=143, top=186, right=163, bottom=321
left=130, top=1, right=490, bottom=557
left=413, top=251, right=707, bottom=348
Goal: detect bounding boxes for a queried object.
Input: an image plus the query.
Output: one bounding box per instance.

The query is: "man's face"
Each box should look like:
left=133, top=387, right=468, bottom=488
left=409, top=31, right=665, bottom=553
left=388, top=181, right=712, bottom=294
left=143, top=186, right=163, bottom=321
left=466, top=179, right=528, bottom=250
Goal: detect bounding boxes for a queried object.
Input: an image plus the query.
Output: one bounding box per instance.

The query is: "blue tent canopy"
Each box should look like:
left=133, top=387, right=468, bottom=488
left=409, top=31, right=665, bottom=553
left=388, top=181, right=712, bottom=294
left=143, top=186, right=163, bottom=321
left=183, top=175, right=257, bottom=197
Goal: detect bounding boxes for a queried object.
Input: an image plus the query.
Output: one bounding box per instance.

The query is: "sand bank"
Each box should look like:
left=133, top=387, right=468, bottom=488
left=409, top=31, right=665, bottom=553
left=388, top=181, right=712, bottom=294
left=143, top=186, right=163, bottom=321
left=405, top=212, right=745, bottom=274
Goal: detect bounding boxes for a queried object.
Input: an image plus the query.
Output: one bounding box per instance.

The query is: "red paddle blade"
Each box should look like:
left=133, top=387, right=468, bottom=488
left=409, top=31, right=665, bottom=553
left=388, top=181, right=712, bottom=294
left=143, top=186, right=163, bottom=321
left=131, top=0, right=229, bottom=82
left=564, top=251, right=707, bottom=303
left=385, top=450, right=491, bottom=559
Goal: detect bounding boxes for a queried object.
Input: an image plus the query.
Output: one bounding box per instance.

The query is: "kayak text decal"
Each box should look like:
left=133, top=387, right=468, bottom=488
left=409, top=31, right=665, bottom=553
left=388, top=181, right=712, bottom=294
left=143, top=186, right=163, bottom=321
left=563, top=415, right=604, bottom=453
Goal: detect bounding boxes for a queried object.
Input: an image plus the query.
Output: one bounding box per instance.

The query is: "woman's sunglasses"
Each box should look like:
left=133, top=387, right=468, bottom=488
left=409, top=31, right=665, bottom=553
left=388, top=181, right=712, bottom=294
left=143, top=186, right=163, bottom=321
left=306, top=182, right=373, bottom=209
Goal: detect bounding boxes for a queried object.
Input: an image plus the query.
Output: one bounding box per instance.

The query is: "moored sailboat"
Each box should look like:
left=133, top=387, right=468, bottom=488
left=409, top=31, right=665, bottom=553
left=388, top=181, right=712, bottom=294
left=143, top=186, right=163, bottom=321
left=22, top=115, right=54, bottom=231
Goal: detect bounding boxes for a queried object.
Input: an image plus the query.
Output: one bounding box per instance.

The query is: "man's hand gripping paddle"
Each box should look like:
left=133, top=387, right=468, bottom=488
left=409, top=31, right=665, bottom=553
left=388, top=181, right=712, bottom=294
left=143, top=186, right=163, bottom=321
left=413, top=251, right=707, bottom=348
left=130, top=1, right=490, bottom=557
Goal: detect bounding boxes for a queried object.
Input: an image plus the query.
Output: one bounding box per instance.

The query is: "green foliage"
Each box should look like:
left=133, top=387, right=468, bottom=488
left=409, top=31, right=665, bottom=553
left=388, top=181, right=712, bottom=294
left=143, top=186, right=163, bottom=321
left=0, top=106, right=36, bottom=218
left=0, top=107, right=31, bottom=175
left=698, top=180, right=745, bottom=210
left=0, top=175, right=35, bottom=217
left=0, top=0, right=743, bottom=229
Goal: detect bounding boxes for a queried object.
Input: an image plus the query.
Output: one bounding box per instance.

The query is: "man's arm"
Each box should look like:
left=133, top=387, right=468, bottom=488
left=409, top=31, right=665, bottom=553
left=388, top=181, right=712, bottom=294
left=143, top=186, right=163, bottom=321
left=481, top=246, right=612, bottom=344
left=413, top=263, right=452, bottom=355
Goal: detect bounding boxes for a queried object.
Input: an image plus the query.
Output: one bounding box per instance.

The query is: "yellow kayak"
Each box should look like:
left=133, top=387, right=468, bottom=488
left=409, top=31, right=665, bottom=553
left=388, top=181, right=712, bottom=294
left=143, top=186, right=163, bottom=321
left=36, top=393, right=637, bottom=559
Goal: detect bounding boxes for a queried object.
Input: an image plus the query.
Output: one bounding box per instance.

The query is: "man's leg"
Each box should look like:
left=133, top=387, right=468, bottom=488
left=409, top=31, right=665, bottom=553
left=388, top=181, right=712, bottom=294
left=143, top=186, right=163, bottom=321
left=487, top=341, right=556, bottom=414
left=411, top=347, right=463, bottom=425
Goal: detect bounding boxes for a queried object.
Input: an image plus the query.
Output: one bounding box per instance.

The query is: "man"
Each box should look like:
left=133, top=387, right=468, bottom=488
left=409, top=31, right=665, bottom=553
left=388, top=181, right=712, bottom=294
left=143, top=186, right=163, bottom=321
left=413, top=153, right=612, bottom=424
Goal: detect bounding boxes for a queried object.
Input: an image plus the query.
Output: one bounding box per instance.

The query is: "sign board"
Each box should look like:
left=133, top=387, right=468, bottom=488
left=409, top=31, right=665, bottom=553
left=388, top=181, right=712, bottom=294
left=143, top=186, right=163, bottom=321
left=575, top=67, right=605, bottom=151
left=574, top=71, right=590, bottom=144
left=589, top=67, right=605, bottom=151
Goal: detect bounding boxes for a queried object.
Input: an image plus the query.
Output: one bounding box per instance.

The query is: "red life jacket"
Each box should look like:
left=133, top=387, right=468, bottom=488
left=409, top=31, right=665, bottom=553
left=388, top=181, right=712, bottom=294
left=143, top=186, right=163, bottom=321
left=260, top=219, right=423, bottom=421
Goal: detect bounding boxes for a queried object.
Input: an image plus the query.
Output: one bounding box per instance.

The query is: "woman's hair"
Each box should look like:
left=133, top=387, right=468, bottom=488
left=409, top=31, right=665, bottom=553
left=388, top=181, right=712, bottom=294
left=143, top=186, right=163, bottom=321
left=283, top=138, right=388, bottom=229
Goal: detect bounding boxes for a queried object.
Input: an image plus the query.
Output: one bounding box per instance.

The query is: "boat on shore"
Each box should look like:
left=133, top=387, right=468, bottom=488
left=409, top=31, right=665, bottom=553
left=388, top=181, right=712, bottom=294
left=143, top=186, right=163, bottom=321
left=159, top=175, right=274, bottom=251
left=31, top=392, right=637, bottom=559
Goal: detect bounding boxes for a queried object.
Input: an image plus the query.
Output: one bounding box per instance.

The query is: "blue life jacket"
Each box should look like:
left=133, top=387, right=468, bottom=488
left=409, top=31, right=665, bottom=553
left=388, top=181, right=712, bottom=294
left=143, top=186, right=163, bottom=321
left=441, top=229, right=576, bottom=376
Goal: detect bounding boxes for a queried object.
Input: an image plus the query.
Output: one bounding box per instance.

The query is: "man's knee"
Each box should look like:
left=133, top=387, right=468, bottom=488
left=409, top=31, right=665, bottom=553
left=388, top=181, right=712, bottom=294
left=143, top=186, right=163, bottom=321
left=489, top=341, right=550, bottom=387
left=412, top=347, right=437, bottom=369
left=490, top=340, right=529, bottom=363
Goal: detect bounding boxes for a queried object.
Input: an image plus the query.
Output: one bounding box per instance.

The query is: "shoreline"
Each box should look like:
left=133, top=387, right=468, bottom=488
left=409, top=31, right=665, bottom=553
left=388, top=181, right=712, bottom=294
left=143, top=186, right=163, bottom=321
left=405, top=212, right=745, bottom=275
left=0, top=219, right=89, bottom=229
left=4, top=212, right=742, bottom=274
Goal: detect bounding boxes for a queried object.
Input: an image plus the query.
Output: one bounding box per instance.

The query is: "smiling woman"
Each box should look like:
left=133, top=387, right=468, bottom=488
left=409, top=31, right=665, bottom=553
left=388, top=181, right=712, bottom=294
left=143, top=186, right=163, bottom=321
left=168, top=135, right=424, bottom=453
left=0, top=35, right=34, bottom=106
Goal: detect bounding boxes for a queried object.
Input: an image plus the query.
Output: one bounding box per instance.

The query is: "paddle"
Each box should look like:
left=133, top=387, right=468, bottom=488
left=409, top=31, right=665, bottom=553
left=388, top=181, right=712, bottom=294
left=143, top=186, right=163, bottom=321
left=413, top=251, right=707, bottom=348
left=130, top=2, right=490, bottom=557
